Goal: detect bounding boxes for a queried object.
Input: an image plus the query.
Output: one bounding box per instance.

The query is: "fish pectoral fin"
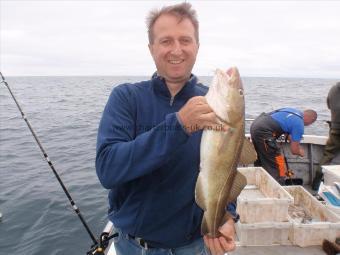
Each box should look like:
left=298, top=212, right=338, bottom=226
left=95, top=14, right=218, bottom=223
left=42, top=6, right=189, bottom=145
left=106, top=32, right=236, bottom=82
left=238, top=137, right=257, bottom=164
left=228, top=171, right=247, bottom=202
left=195, top=174, right=207, bottom=211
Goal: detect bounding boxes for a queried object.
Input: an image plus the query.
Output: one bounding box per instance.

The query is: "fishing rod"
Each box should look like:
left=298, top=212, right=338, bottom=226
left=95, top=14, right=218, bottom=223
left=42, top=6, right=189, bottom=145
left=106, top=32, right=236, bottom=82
left=0, top=72, right=109, bottom=255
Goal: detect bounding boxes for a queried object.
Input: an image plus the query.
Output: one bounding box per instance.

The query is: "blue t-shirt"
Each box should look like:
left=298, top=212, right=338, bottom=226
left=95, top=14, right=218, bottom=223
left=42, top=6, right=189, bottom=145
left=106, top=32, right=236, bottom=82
left=270, top=108, right=304, bottom=142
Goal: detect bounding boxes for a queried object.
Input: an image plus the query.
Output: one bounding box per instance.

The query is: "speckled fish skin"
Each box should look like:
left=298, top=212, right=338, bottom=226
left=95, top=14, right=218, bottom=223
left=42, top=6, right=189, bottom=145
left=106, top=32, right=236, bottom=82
left=195, top=67, right=247, bottom=237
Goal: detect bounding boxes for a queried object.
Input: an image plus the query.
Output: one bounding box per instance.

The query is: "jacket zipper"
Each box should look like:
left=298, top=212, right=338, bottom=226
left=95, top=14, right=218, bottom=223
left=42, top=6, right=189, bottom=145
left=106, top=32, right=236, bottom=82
left=170, top=96, right=175, bottom=106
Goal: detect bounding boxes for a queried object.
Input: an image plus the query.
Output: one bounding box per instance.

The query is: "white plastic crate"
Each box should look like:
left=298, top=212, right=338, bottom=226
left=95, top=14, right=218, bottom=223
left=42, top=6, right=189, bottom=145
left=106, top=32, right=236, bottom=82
left=237, top=167, right=293, bottom=223
left=322, top=165, right=340, bottom=186
left=285, top=185, right=340, bottom=247
left=236, top=221, right=292, bottom=246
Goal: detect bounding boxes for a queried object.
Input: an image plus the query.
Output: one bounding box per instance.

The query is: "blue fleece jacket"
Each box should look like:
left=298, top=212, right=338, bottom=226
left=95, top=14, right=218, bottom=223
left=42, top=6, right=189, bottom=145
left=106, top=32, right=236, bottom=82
left=96, top=73, right=237, bottom=248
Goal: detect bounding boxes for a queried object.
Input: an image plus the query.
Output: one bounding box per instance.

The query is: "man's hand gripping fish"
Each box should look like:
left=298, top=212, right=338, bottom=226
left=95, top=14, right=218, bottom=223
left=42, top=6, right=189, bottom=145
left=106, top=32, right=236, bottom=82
left=195, top=67, right=257, bottom=237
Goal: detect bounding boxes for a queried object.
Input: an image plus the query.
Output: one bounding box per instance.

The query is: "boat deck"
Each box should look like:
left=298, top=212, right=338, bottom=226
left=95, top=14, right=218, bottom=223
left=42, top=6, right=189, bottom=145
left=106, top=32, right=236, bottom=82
left=230, top=244, right=325, bottom=255
left=107, top=243, right=326, bottom=255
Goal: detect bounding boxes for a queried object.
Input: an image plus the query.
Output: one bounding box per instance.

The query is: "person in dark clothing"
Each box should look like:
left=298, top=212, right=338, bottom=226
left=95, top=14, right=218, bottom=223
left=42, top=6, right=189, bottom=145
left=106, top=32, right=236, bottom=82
left=96, top=3, right=237, bottom=255
left=312, top=82, right=340, bottom=191
left=250, top=108, right=317, bottom=184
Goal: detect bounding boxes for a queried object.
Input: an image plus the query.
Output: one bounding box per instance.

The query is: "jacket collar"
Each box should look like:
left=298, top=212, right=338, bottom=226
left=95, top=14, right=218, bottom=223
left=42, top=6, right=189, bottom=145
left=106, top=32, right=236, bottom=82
left=151, top=72, right=198, bottom=101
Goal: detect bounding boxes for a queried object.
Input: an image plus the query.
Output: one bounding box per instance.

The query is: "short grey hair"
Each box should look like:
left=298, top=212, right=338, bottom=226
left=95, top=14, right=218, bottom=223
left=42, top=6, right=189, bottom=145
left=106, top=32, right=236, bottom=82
left=304, top=109, right=318, bottom=123
left=146, top=2, right=199, bottom=44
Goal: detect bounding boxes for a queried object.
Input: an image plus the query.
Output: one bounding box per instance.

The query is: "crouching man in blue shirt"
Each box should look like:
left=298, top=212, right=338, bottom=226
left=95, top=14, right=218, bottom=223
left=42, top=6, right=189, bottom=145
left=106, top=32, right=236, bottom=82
left=96, top=2, right=238, bottom=255
left=250, top=108, right=317, bottom=184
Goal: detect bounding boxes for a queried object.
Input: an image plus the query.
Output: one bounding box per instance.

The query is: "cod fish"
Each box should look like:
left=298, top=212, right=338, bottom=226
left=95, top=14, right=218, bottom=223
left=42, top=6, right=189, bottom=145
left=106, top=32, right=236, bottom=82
left=195, top=67, right=257, bottom=237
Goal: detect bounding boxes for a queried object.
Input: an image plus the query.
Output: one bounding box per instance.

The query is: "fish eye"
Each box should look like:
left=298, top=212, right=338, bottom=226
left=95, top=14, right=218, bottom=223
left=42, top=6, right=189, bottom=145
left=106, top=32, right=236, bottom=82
left=239, top=89, right=244, bottom=96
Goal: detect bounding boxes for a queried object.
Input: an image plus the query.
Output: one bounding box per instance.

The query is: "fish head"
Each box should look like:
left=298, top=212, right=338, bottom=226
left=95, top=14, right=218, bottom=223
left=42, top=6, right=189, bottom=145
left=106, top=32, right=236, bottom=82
left=207, top=67, right=245, bottom=125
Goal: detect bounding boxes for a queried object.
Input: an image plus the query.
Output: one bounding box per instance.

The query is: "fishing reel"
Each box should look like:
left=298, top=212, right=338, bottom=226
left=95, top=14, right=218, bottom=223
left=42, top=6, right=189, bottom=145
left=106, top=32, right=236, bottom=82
left=87, top=232, right=118, bottom=255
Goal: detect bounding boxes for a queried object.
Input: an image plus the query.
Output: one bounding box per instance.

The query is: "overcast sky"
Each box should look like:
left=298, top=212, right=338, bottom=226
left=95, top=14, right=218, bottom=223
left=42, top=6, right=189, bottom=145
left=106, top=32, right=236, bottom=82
left=1, top=0, right=340, bottom=78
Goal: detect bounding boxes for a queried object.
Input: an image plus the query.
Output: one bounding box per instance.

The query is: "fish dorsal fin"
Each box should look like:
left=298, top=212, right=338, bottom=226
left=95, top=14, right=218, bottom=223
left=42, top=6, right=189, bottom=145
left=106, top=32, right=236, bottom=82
left=195, top=173, right=207, bottom=211
left=228, top=171, right=247, bottom=202
left=239, top=137, right=257, bottom=164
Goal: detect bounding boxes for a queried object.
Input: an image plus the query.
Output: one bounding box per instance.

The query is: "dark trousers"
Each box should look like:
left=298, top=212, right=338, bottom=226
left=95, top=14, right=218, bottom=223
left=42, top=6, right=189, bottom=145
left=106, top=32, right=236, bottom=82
left=312, top=128, right=340, bottom=190
left=316, top=129, right=340, bottom=175
left=320, top=129, right=340, bottom=167
left=250, top=113, right=284, bottom=183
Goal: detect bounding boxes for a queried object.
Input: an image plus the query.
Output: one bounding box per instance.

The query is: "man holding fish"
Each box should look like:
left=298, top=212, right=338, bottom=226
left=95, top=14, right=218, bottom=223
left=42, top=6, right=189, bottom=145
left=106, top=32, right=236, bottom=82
left=96, top=2, right=254, bottom=254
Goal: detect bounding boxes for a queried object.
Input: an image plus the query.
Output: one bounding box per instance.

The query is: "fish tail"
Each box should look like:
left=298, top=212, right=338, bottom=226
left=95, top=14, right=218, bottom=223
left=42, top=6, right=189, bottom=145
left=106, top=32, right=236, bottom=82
left=201, top=214, right=220, bottom=238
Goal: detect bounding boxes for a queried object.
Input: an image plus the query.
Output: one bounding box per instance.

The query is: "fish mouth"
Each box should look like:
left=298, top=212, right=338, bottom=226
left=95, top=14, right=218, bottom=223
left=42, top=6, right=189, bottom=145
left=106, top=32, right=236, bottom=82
left=226, top=67, right=235, bottom=76
left=226, top=67, right=243, bottom=90
left=210, top=67, right=245, bottom=125
left=215, top=67, right=243, bottom=90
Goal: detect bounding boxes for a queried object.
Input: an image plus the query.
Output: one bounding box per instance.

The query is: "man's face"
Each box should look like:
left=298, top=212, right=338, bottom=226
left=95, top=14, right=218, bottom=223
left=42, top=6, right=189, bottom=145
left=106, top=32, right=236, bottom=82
left=148, top=14, right=199, bottom=85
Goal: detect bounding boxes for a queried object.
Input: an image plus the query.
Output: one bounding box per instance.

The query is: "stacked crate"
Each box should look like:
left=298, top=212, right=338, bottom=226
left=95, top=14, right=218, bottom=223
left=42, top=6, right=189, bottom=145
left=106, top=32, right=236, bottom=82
left=322, top=165, right=340, bottom=186
left=235, top=167, right=293, bottom=246
left=285, top=185, right=340, bottom=247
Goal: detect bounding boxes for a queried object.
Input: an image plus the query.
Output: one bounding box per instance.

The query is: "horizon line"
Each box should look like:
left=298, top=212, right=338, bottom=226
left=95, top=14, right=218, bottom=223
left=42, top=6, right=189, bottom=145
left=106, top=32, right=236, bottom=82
left=1, top=74, right=339, bottom=80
